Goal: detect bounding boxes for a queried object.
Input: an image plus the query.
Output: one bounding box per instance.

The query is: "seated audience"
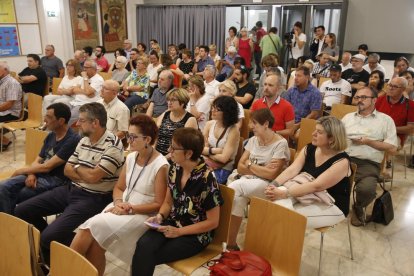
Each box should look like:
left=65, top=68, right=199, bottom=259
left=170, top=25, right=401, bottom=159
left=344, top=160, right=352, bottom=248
left=43, top=59, right=83, bottom=115
left=251, top=74, right=295, bottom=137
left=342, top=87, right=397, bottom=226
left=342, top=54, right=370, bottom=100
left=217, top=80, right=244, bottom=128
left=136, top=43, right=148, bottom=59
left=68, top=59, right=104, bottom=125
left=0, top=61, right=23, bottom=149
left=186, top=76, right=211, bottom=131
left=74, top=50, right=85, bottom=69
left=98, top=80, right=130, bottom=141
left=70, top=114, right=169, bottom=275
left=95, top=46, right=110, bottom=72
left=15, top=103, right=124, bottom=263
left=390, top=56, right=414, bottom=81
left=178, top=48, right=195, bottom=81
left=160, top=54, right=183, bottom=88
left=111, top=56, right=129, bottom=84
left=203, top=96, right=240, bottom=184
left=131, top=127, right=223, bottom=276
left=156, top=88, right=198, bottom=156
left=193, top=45, right=215, bottom=77
left=227, top=108, right=289, bottom=250
left=264, top=116, right=351, bottom=228
left=209, top=44, right=221, bottom=70
left=146, top=70, right=174, bottom=118
left=255, top=54, right=286, bottom=100
left=400, top=70, right=414, bottom=100
left=358, top=44, right=369, bottom=62
left=319, top=64, right=352, bottom=108
left=312, top=52, right=331, bottom=80
left=147, top=50, right=162, bottom=90
left=321, top=33, right=339, bottom=63
left=364, top=70, right=386, bottom=101
left=108, top=48, right=127, bottom=72
left=362, top=53, right=386, bottom=75
left=203, top=65, right=220, bottom=100
left=340, top=51, right=352, bottom=72
left=121, top=57, right=150, bottom=112
left=124, top=39, right=133, bottom=59
left=287, top=59, right=317, bottom=89
left=216, top=46, right=238, bottom=82
left=0, top=103, right=79, bottom=214
left=234, top=66, right=256, bottom=109
left=126, top=48, right=139, bottom=72
left=168, top=44, right=181, bottom=66
left=17, top=53, right=47, bottom=97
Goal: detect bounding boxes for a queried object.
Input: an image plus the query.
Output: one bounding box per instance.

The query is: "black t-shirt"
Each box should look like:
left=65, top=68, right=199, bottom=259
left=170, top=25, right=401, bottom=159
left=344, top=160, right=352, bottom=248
left=236, top=82, right=256, bottom=109
left=179, top=60, right=195, bottom=74
left=341, top=68, right=370, bottom=97
left=18, top=67, right=47, bottom=96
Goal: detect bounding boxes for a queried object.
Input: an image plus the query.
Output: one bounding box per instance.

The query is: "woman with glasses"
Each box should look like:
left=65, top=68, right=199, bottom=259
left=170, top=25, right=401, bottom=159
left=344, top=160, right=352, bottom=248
left=110, top=56, right=129, bottom=84
left=70, top=114, right=169, bottom=276
left=108, top=48, right=127, bottom=72
left=132, top=127, right=223, bottom=276
left=155, top=88, right=198, bottom=156
left=121, top=57, right=150, bottom=111
left=202, top=96, right=240, bottom=184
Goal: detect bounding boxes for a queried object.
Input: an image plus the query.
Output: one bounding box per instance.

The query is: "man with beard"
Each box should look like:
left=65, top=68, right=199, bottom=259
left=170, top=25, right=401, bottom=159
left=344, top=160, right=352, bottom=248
left=146, top=69, right=175, bottom=118
left=342, top=87, right=397, bottom=227
left=94, top=45, right=109, bottom=72
left=341, top=54, right=370, bottom=100
left=233, top=66, right=256, bottom=109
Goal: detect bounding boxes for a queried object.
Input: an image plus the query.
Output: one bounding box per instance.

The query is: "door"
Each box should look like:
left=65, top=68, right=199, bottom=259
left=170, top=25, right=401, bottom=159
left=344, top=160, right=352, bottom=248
left=241, top=6, right=272, bottom=32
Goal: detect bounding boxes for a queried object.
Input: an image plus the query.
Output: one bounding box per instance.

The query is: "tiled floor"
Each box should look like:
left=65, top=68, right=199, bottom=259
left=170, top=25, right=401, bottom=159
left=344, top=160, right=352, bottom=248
left=1, top=131, right=413, bottom=276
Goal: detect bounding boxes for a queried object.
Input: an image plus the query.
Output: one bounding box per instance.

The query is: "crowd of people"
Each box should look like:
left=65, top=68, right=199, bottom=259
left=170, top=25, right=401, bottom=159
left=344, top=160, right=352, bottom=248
left=0, top=19, right=413, bottom=275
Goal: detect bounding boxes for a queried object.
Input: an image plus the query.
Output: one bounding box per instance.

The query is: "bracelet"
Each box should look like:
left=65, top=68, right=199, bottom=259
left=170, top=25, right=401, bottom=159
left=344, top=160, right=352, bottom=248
left=209, top=147, right=213, bottom=155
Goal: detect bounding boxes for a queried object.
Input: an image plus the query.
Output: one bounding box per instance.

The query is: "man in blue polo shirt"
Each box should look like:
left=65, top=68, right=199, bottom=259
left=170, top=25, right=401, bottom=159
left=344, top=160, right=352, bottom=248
left=193, top=45, right=215, bottom=77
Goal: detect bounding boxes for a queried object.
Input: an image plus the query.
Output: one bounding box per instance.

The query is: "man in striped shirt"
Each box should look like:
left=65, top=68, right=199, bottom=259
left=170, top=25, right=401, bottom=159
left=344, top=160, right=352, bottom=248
left=15, top=102, right=124, bottom=264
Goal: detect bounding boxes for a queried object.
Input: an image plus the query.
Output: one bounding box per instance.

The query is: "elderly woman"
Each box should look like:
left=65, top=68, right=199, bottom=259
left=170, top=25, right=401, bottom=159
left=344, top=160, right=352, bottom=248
left=70, top=114, right=169, bottom=276
left=265, top=116, right=350, bottom=228
left=121, top=57, right=150, bottom=112
left=111, top=56, right=129, bottom=84
left=132, top=128, right=223, bottom=276
left=225, top=26, right=239, bottom=52
left=238, top=27, right=253, bottom=70
left=43, top=59, right=83, bottom=115
left=203, top=96, right=240, bottom=184
left=186, top=76, right=211, bottom=131
left=155, top=88, right=198, bottom=156
left=218, top=80, right=244, bottom=128
left=108, top=48, right=127, bottom=72
left=227, top=108, right=290, bottom=250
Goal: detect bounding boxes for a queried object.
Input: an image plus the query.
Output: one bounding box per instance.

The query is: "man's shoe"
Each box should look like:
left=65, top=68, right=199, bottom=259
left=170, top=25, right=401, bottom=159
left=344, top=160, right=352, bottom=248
left=351, top=205, right=366, bottom=227
left=351, top=211, right=364, bottom=227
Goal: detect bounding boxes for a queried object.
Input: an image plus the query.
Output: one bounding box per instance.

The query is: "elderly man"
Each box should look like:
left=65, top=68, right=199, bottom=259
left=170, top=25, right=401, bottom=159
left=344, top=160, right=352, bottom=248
left=69, top=59, right=104, bottom=125
left=0, top=103, right=79, bottom=214
left=340, top=51, right=352, bottom=72
left=0, top=61, right=23, bottom=149
left=15, top=102, right=124, bottom=264
left=17, top=54, right=47, bottom=97
left=363, top=53, right=386, bottom=75
left=319, top=64, right=352, bottom=108
left=98, top=79, right=130, bottom=141
left=123, top=39, right=133, bottom=59
left=233, top=66, right=256, bottom=109
left=74, top=50, right=86, bottom=69
left=251, top=74, right=294, bottom=137
left=312, top=52, right=331, bottom=79
left=40, top=45, right=64, bottom=84
left=342, top=87, right=398, bottom=226
left=216, top=46, right=238, bottom=82
left=193, top=45, right=215, bottom=76
left=203, top=65, right=220, bottom=100
left=146, top=69, right=174, bottom=118
left=341, top=54, right=370, bottom=99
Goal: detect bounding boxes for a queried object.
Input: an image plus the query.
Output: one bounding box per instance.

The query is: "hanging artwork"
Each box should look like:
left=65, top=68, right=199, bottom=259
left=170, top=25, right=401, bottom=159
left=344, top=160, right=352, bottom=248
left=99, top=0, right=127, bottom=52
left=69, top=0, right=100, bottom=50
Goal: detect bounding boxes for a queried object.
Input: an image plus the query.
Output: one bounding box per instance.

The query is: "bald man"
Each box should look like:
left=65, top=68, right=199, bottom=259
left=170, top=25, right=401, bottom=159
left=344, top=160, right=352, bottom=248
left=97, top=80, right=130, bottom=140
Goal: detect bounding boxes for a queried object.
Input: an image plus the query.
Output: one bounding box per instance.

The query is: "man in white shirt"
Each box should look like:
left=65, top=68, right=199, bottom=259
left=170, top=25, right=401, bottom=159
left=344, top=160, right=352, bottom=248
left=203, top=65, right=220, bottom=101
left=320, top=64, right=352, bottom=108
left=362, top=53, right=386, bottom=75
left=342, top=87, right=397, bottom=227
left=340, top=52, right=352, bottom=72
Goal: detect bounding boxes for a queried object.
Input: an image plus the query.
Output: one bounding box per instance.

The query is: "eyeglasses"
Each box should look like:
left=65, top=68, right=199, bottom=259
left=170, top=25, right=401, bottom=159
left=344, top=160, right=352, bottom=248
left=167, top=98, right=179, bottom=102
left=126, top=133, right=146, bottom=142
left=168, top=145, right=185, bottom=152
left=354, top=95, right=375, bottom=101
left=388, top=84, right=403, bottom=89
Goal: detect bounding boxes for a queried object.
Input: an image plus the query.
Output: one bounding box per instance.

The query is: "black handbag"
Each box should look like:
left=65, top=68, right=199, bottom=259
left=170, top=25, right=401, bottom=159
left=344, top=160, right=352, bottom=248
left=371, top=182, right=394, bottom=225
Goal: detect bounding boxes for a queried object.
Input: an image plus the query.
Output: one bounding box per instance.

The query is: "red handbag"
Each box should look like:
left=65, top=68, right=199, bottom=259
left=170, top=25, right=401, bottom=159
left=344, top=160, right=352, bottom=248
left=209, top=251, right=272, bottom=276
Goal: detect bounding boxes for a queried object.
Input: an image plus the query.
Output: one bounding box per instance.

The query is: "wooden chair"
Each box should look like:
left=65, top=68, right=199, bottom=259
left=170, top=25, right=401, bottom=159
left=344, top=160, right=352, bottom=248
left=297, top=118, right=317, bottom=153
left=234, top=139, right=244, bottom=170
left=318, top=77, right=331, bottom=88
left=289, top=147, right=296, bottom=165
left=0, top=212, right=41, bottom=276
left=52, top=77, right=63, bottom=95
left=50, top=241, right=98, bottom=276
left=167, top=185, right=235, bottom=275
left=315, top=162, right=357, bottom=276
left=240, top=109, right=250, bottom=141
left=1, top=93, right=43, bottom=160
left=330, top=103, right=357, bottom=120
left=44, top=77, right=50, bottom=96
left=98, top=71, right=111, bottom=80
left=245, top=197, right=307, bottom=275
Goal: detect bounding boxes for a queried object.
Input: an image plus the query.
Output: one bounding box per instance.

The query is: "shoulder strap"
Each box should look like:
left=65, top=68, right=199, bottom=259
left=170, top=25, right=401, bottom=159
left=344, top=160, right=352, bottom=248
left=216, top=126, right=229, bottom=148
left=268, top=34, right=278, bottom=51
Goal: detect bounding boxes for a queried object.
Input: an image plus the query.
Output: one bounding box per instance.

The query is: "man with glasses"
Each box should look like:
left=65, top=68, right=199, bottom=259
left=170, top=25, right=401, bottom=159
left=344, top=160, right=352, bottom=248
left=362, top=53, right=386, bottom=75
left=69, top=59, right=104, bottom=125
left=342, top=87, right=398, bottom=227
left=15, top=102, right=124, bottom=265
left=123, top=39, right=133, bottom=59
left=341, top=54, right=370, bottom=100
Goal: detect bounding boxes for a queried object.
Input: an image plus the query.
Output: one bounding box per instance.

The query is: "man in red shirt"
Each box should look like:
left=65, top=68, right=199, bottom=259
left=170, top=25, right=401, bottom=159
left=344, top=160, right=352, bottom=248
left=94, top=46, right=110, bottom=72
left=251, top=74, right=294, bottom=138
left=254, top=21, right=267, bottom=78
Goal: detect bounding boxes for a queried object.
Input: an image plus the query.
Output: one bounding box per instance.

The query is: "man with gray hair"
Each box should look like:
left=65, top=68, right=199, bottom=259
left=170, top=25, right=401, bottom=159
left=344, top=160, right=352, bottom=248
left=69, top=59, right=104, bottom=125
left=363, top=53, right=386, bottom=75
left=203, top=65, right=220, bottom=100
left=340, top=51, right=352, bottom=72
left=41, top=44, right=64, bottom=82
left=123, top=39, right=133, bottom=59
left=0, top=61, right=23, bottom=150
left=146, top=69, right=174, bottom=118
left=74, top=50, right=85, bottom=69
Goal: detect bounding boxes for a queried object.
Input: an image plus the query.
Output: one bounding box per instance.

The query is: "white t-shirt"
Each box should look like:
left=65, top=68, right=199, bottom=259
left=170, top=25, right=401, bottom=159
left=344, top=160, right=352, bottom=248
left=204, top=79, right=220, bottom=101
left=237, top=102, right=244, bottom=120
left=362, top=63, right=386, bottom=75
left=340, top=63, right=352, bottom=72
left=186, top=94, right=211, bottom=131
left=58, top=75, right=83, bottom=89
left=70, top=73, right=104, bottom=106
left=320, top=79, right=352, bottom=107
left=147, top=63, right=162, bottom=88
left=291, top=33, right=307, bottom=59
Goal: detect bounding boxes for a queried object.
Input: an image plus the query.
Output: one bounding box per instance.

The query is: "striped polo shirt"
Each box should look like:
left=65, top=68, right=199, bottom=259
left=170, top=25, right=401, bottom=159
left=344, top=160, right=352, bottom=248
left=0, top=74, right=23, bottom=117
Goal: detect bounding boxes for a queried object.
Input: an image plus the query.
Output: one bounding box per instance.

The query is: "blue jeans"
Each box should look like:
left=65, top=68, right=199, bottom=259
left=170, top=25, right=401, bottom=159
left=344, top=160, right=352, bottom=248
left=0, top=174, right=66, bottom=214
left=213, top=168, right=232, bottom=184
left=124, top=95, right=147, bottom=112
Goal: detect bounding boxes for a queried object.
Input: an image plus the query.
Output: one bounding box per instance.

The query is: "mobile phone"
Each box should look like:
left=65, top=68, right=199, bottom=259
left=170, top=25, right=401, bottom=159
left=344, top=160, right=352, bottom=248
left=144, top=221, right=161, bottom=229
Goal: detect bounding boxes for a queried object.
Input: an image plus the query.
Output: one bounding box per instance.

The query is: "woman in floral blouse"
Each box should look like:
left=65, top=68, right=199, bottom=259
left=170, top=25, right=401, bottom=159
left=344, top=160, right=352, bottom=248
left=131, top=128, right=223, bottom=276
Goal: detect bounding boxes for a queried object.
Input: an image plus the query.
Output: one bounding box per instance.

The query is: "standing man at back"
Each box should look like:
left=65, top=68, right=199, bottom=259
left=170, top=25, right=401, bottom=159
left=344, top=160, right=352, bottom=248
left=41, top=44, right=65, bottom=90
left=253, top=21, right=267, bottom=78
left=260, top=27, right=282, bottom=60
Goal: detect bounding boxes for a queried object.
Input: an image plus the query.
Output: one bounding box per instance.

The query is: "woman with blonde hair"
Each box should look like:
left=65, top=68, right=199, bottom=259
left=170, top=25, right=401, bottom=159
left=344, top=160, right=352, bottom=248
left=209, top=44, right=221, bottom=70
left=322, top=33, right=339, bottom=63
left=218, top=80, right=244, bottom=128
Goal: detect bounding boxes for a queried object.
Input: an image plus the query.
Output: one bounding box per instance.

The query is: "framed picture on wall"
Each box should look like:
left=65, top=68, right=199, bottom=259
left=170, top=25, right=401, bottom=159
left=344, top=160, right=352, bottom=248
left=69, top=0, right=100, bottom=51
left=99, top=0, right=127, bottom=52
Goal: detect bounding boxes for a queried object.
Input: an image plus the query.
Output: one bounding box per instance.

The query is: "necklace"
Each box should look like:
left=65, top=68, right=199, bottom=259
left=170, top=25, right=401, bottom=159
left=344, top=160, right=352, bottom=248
left=125, top=147, right=154, bottom=202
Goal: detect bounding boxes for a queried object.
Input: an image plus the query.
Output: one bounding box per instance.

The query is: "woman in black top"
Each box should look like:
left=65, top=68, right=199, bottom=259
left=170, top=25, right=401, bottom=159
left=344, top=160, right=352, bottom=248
left=265, top=116, right=351, bottom=228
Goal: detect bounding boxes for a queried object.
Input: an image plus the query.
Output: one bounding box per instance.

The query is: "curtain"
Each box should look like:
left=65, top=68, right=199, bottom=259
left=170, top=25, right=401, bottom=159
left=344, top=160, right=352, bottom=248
left=136, top=6, right=226, bottom=56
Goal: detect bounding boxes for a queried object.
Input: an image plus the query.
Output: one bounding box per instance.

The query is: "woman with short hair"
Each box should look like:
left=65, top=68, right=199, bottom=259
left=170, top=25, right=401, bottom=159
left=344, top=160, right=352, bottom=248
left=111, top=56, right=129, bottom=84
left=186, top=76, right=211, bottom=131
left=121, top=57, right=150, bottom=111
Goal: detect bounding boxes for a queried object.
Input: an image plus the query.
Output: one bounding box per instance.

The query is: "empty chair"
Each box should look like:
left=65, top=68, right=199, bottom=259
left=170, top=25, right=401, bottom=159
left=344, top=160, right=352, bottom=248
left=296, top=118, right=317, bottom=152
left=330, top=103, right=357, bottom=120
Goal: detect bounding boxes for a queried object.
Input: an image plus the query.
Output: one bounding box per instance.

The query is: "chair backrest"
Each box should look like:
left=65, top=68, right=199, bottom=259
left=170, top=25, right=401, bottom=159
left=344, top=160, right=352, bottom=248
left=318, top=77, right=331, bottom=88
left=331, top=103, right=357, bottom=120
left=0, top=212, right=40, bottom=276
left=50, top=241, right=98, bottom=276
left=52, top=77, right=63, bottom=95
left=27, top=93, right=43, bottom=125
left=234, top=139, right=244, bottom=170
left=297, top=118, right=317, bottom=153
left=25, top=129, right=48, bottom=165
left=10, top=71, right=17, bottom=78
left=244, top=197, right=307, bottom=276
left=98, top=71, right=111, bottom=80
left=44, top=77, right=50, bottom=96
left=289, top=148, right=296, bottom=165
left=211, top=185, right=235, bottom=247
left=240, top=109, right=250, bottom=141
